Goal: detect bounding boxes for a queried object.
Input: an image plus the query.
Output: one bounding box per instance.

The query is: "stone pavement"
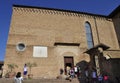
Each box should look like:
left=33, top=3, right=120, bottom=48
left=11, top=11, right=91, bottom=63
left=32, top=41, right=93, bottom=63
left=0, top=78, right=79, bottom=83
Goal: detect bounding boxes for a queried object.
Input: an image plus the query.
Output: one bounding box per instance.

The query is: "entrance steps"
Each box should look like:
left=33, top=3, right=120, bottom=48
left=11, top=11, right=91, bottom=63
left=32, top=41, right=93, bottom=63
left=0, top=78, right=79, bottom=83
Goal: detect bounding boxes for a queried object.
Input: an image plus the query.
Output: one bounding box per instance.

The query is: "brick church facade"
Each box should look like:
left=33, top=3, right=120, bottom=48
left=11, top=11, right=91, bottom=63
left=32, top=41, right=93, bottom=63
left=3, top=5, right=120, bottom=78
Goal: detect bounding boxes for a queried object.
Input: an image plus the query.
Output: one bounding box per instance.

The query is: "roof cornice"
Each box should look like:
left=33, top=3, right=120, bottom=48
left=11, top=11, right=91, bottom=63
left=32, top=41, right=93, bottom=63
left=13, top=4, right=108, bottom=18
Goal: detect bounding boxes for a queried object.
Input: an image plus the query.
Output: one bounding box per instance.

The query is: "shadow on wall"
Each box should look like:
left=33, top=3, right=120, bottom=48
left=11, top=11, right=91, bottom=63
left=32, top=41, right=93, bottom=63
left=76, top=60, right=89, bottom=71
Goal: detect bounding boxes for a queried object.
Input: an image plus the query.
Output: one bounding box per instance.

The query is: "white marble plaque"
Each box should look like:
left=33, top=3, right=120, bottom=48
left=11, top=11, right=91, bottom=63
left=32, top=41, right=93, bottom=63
left=33, top=46, right=47, bottom=57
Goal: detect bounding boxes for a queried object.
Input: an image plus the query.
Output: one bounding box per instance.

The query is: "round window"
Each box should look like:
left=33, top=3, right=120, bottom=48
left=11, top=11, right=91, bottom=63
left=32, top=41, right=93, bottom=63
left=16, top=43, right=26, bottom=51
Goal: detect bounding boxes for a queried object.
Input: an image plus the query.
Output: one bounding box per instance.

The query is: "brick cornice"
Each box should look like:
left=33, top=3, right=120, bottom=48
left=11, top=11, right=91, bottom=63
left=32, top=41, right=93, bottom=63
left=13, top=5, right=109, bottom=20
left=13, top=7, right=80, bottom=17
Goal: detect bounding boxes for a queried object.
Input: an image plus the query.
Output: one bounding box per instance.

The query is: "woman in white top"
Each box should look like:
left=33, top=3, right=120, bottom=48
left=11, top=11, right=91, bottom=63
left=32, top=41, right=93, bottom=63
left=14, top=72, right=23, bottom=83
left=23, top=64, right=28, bottom=78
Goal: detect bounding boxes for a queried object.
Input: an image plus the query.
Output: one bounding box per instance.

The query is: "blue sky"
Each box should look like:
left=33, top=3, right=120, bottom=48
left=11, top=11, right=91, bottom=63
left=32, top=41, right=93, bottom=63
left=0, top=0, right=120, bottom=61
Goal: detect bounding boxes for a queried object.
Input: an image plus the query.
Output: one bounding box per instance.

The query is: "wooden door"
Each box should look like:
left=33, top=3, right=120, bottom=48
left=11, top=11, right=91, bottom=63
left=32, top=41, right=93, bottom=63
left=64, top=57, right=74, bottom=74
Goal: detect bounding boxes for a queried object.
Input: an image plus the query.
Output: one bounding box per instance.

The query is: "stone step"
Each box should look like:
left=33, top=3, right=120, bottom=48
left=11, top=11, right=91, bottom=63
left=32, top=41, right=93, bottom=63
left=0, top=78, right=79, bottom=83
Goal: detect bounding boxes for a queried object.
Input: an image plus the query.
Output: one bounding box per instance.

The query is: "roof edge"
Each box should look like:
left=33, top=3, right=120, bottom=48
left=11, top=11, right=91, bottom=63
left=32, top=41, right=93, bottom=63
left=109, top=5, right=120, bottom=17
left=13, top=4, right=108, bottom=18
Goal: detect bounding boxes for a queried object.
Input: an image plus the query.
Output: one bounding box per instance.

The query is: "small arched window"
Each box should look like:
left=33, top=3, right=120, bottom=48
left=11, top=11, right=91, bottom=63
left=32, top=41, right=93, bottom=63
left=85, top=22, right=94, bottom=49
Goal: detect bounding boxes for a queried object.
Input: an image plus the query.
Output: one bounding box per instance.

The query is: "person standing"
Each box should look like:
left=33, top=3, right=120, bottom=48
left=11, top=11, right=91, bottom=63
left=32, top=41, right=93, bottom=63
left=74, top=66, right=78, bottom=77
left=98, top=74, right=103, bottom=83
left=92, top=70, right=97, bottom=83
left=23, top=64, right=28, bottom=79
left=103, top=74, right=109, bottom=83
left=85, top=69, right=89, bottom=83
left=14, top=72, right=23, bottom=83
left=60, top=68, right=64, bottom=75
left=66, top=66, right=70, bottom=76
left=69, top=68, right=75, bottom=79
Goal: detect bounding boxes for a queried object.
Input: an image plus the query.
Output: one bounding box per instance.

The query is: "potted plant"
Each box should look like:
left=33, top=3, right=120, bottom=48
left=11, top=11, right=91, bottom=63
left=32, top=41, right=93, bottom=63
left=26, top=62, right=37, bottom=79
left=6, top=63, right=18, bottom=78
